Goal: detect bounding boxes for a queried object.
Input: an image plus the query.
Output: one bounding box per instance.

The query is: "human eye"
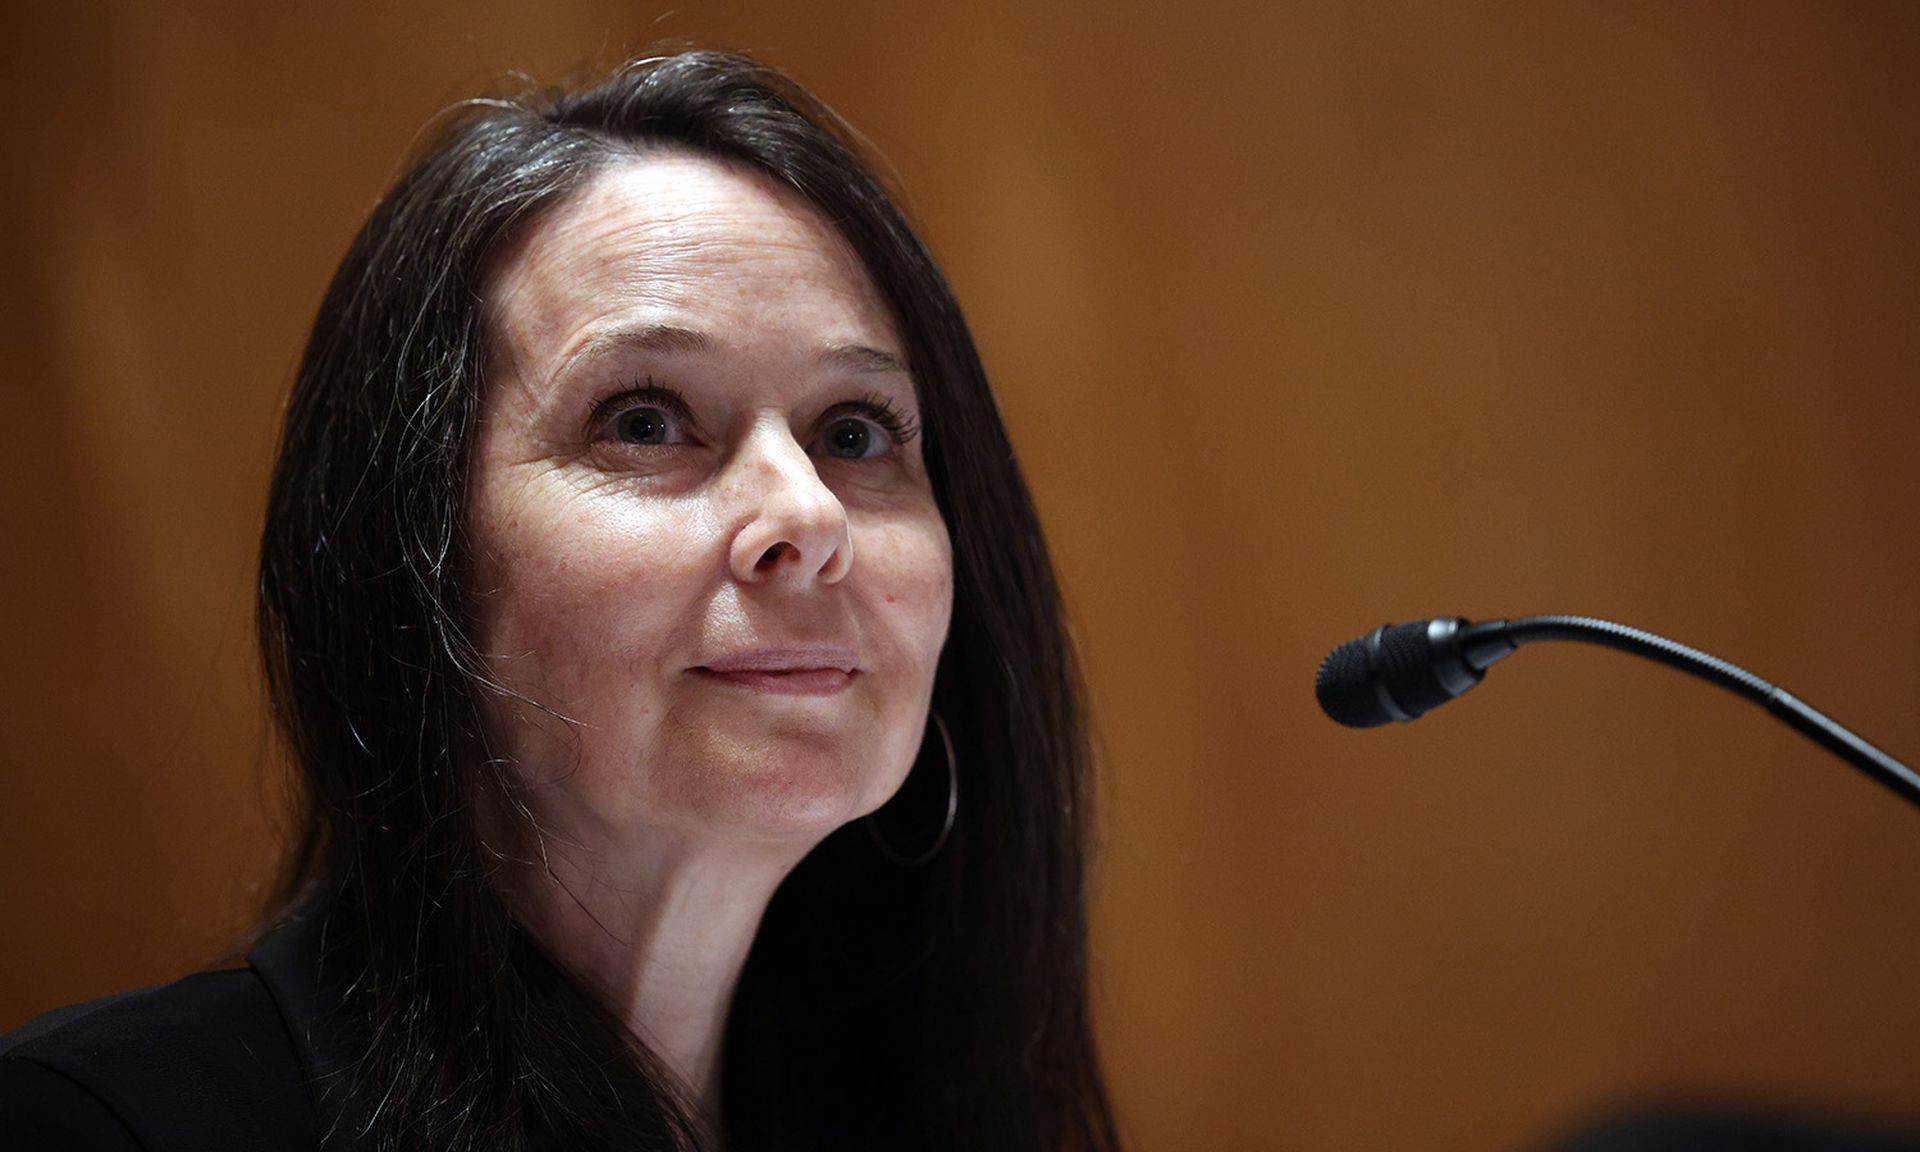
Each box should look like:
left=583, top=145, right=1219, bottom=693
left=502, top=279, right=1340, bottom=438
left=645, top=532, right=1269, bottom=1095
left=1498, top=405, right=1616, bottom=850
left=589, top=379, right=698, bottom=447
left=815, top=392, right=920, bottom=461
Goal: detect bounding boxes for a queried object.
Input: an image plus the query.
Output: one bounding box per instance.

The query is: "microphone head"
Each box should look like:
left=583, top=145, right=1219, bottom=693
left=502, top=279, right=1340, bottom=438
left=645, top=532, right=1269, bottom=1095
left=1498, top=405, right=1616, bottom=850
left=1315, top=630, right=1396, bottom=727
left=1316, top=618, right=1484, bottom=728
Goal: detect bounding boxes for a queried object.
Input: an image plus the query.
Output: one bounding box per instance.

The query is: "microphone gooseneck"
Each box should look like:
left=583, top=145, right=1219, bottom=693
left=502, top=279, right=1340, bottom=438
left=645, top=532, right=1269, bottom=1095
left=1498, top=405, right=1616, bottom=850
left=1315, top=614, right=1919, bottom=810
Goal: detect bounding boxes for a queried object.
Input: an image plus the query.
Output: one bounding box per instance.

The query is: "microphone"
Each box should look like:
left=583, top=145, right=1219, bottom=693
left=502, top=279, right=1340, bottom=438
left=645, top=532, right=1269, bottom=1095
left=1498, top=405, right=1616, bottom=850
left=1315, top=615, right=1919, bottom=810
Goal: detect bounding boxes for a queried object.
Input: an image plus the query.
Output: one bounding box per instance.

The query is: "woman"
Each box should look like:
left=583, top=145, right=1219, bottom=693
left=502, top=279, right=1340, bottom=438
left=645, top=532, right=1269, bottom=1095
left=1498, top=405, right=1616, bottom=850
left=1, top=50, right=1120, bottom=1152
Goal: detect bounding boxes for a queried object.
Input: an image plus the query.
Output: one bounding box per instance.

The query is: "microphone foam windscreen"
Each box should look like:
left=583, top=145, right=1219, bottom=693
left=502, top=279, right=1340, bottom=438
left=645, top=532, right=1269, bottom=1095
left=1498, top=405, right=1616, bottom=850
left=1315, top=633, right=1393, bottom=728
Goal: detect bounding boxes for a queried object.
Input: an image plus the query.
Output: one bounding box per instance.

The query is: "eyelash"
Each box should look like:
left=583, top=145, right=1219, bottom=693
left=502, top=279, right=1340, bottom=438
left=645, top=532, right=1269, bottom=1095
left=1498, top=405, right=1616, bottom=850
left=589, top=377, right=921, bottom=451
left=589, top=379, right=697, bottom=438
left=850, top=392, right=920, bottom=446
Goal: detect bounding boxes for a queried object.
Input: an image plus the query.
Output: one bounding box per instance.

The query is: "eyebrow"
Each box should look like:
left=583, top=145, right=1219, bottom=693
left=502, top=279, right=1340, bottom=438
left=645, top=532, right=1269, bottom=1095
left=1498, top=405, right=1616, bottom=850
left=558, top=323, right=911, bottom=380
left=561, top=323, right=714, bottom=372
left=820, top=343, right=911, bottom=375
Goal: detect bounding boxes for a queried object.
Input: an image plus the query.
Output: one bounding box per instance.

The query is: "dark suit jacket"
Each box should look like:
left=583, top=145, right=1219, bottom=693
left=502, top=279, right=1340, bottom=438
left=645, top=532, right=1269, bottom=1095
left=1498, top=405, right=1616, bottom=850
left=16, top=905, right=1920, bottom=1152
left=0, top=897, right=368, bottom=1151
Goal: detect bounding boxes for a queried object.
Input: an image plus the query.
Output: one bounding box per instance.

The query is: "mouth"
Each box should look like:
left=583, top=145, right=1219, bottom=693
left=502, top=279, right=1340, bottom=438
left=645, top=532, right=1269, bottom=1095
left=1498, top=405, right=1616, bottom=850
left=694, top=646, right=860, bottom=696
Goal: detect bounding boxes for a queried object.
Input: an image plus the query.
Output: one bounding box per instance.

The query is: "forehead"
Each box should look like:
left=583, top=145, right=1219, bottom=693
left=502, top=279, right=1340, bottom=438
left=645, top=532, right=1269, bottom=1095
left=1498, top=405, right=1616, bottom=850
left=483, top=150, right=900, bottom=374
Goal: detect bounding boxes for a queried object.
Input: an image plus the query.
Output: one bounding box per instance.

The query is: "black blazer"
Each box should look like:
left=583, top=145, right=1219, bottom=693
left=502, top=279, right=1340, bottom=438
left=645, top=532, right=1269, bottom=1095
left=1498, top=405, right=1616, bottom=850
left=0, top=897, right=368, bottom=1151
left=18, top=905, right=1920, bottom=1152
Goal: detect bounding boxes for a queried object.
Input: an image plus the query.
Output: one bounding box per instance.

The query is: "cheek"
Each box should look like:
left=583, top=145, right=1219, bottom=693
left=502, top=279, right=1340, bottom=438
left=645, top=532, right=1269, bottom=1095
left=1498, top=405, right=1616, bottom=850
left=849, top=514, right=954, bottom=815
left=862, top=514, right=953, bottom=651
left=471, top=477, right=710, bottom=743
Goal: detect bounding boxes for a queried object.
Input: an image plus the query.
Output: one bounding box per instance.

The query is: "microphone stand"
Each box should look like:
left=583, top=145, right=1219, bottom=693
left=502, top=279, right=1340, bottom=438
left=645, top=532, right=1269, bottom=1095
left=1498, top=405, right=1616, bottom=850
left=1478, top=615, right=1920, bottom=811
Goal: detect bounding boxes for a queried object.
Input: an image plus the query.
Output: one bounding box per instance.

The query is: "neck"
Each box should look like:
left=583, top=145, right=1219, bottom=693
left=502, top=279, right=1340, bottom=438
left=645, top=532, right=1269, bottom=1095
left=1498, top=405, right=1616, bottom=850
left=492, top=822, right=806, bottom=1128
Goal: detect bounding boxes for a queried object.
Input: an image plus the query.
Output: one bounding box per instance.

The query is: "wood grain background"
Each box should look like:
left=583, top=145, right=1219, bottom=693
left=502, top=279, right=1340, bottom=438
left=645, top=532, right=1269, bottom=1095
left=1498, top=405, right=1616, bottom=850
left=3, top=3, right=1916, bottom=1148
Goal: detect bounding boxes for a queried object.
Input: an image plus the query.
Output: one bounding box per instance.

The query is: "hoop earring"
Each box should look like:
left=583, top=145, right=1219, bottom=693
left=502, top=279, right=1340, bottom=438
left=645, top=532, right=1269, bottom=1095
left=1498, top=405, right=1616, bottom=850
left=865, top=708, right=956, bottom=868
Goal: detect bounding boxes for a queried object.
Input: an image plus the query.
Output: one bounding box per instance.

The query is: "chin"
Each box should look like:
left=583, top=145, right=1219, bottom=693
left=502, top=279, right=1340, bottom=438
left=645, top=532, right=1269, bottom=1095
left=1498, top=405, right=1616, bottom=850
left=661, top=728, right=909, bottom=843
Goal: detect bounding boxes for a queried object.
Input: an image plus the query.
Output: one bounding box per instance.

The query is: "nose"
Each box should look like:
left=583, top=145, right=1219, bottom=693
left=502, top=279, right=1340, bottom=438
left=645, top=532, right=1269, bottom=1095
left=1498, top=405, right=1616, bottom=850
left=726, top=422, right=853, bottom=586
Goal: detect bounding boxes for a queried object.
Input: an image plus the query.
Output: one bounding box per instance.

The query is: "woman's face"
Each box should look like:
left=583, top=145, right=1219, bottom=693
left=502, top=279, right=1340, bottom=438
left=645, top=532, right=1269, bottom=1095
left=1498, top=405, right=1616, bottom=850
left=469, top=152, right=953, bottom=854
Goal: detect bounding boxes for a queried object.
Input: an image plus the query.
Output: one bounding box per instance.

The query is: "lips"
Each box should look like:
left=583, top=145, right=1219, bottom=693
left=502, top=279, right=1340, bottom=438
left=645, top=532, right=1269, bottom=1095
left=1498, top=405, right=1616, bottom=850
left=694, top=646, right=859, bottom=696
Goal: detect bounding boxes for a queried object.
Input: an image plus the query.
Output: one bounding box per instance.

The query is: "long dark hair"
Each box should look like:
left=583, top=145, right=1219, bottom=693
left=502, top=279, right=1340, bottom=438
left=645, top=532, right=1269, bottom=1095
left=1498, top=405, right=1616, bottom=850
left=258, top=50, right=1119, bottom=1152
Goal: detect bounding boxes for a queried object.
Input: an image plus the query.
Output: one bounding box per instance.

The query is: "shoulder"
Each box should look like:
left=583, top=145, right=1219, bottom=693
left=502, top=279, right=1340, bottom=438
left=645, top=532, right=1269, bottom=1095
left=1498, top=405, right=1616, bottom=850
left=0, top=967, right=320, bottom=1152
left=0, top=1053, right=141, bottom=1150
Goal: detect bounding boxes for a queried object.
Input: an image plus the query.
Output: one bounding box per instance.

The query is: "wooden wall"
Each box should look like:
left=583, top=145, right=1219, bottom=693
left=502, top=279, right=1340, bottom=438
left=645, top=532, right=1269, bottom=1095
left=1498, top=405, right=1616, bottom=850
left=3, top=2, right=1916, bottom=1147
